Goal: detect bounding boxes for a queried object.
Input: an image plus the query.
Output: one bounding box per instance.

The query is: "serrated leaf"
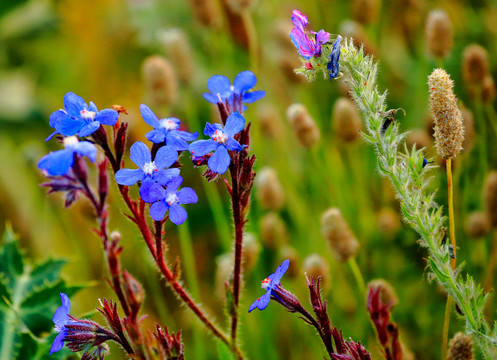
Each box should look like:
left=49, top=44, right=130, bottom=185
left=28, top=258, right=67, bottom=292
left=0, top=226, right=24, bottom=281
left=0, top=277, right=12, bottom=306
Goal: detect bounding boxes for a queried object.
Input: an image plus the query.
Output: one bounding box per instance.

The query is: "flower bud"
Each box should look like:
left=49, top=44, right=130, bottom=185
left=462, top=44, right=489, bottom=91
left=367, top=279, right=398, bottom=307
left=376, top=208, right=401, bottom=239
left=158, top=29, right=194, bottom=84
left=459, top=105, right=474, bottom=153
left=287, top=103, right=320, bottom=148
left=141, top=55, right=178, bottom=107
left=425, top=10, right=453, bottom=59
left=465, top=211, right=490, bottom=239
left=187, top=0, right=220, bottom=27
left=448, top=332, right=473, bottom=360
left=482, top=75, right=496, bottom=104
left=242, top=232, right=261, bottom=272
left=321, top=208, right=359, bottom=262
left=260, top=212, right=287, bottom=249
left=332, top=97, right=362, bottom=143
left=351, top=0, right=380, bottom=25
left=428, top=69, right=465, bottom=159
left=484, top=171, right=497, bottom=228
left=406, top=129, right=432, bottom=150
left=255, top=167, right=285, bottom=211
left=303, top=254, right=331, bottom=291
left=123, top=270, right=145, bottom=316
left=257, top=103, right=284, bottom=139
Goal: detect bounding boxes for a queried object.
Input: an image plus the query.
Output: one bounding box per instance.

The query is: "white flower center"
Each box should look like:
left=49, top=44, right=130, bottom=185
left=160, top=119, right=177, bottom=131
left=142, top=161, right=157, bottom=175
left=166, top=193, right=179, bottom=206
left=212, top=130, right=227, bottom=144
left=261, top=277, right=271, bottom=290
left=63, top=136, right=79, bottom=147
left=80, top=109, right=96, bottom=120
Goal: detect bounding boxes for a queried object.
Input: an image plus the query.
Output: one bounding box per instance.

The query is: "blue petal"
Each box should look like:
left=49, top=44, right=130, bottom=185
left=257, top=292, right=271, bottom=310
left=115, top=169, right=144, bottom=186
left=63, top=92, right=86, bottom=117
left=203, top=93, right=219, bottom=104
left=146, top=129, right=166, bottom=143
left=168, top=205, right=187, bottom=225
left=208, top=145, right=230, bottom=174
left=154, top=168, right=180, bottom=186
left=176, top=130, right=198, bottom=142
left=189, top=139, right=218, bottom=157
left=225, top=138, right=244, bottom=152
left=207, top=75, right=231, bottom=95
left=150, top=201, right=168, bottom=221
left=165, top=133, right=190, bottom=151
left=327, top=36, right=342, bottom=81
left=242, top=90, right=266, bottom=103
left=177, top=187, right=198, bottom=204
left=166, top=176, right=183, bottom=192
left=55, top=117, right=85, bottom=136
left=224, top=112, right=245, bottom=137
left=89, top=101, right=98, bottom=113
left=78, top=121, right=100, bottom=137
left=52, top=306, right=69, bottom=328
left=45, top=130, right=58, bottom=142
left=154, top=145, right=178, bottom=169
left=204, top=123, right=223, bottom=137
left=38, top=149, right=74, bottom=176
left=96, top=109, right=118, bottom=125
left=248, top=299, right=259, bottom=313
left=130, top=141, right=151, bottom=167
left=139, top=178, right=166, bottom=203
left=140, top=104, right=161, bottom=128
left=73, top=141, right=97, bottom=162
left=233, top=70, right=257, bottom=93
left=49, top=110, right=68, bottom=128
left=271, top=259, right=290, bottom=286
left=49, top=331, right=66, bottom=355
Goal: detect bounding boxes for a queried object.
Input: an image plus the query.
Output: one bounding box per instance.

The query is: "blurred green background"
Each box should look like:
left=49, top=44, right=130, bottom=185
left=1, top=0, right=497, bottom=359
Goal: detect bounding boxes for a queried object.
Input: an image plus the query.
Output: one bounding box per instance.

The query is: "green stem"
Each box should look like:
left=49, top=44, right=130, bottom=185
left=348, top=257, right=365, bottom=294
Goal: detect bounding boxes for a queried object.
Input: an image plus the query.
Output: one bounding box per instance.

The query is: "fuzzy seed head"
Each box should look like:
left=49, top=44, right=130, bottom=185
left=321, top=208, right=359, bottom=262
left=484, top=171, right=497, bottom=228
left=242, top=233, right=261, bottom=272
left=287, top=103, right=321, bottom=147
left=279, top=245, right=300, bottom=278
left=482, top=75, right=496, bottom=104
left=187, top=0, right=220, bottom=27
left=303, top=254, right=331, bottom=290
left=465, top=211, right=490, bottom=239
left=159, top=29, right=194, bottom=84
left=142, top=56, right=178, bottom=106
left=260, top=212, right=287, bottom=249
left=333, top=97, right=363, bottom=142
left=351, top=0, right=381, bottom=25
left=425, top=10, right=453, bottom=59
left=428, top=69, right=465, bottom=159
left=255, top=167, right=285, bottom=211
left=225, top=0, right=254, bottom=14
left=376, top=208, right=401, bottom=239
left=447, top=332, right=473, bottom=360
left=462, top=44, right=489, bottom=89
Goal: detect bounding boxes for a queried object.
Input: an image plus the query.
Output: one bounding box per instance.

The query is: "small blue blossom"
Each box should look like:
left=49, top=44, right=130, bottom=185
left=115, top=141, right=180, bottom=203
left=149, top=176, right=198, bottom=225
left=188, top=112, right=245, bottom=174
left=47, top=92, right=119, bottom=141
left=50, top=293, right=72, bottom=355
left=248, top=259, right=290, bottom=312
left=38, top=136, right=97, bottom=176
left=140, top=104, right=198, bottom=150
left=327, top=35, right=342, bottom=81
left=202, top=71, right=265, bottom=109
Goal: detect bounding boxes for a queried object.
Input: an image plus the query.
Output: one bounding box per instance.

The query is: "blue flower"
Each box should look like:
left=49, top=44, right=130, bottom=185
left=38, top=136, right=97, bottom=176
left=188, top=112, right=245, bottom=174
left=149, top=176, right=198, bottom=225
left=249, top=259, right=290, bottom=312
left=50, top=293, right=72, bottom=355
left=115, top=141, right=180, bottom=203
left=47, top=92, right=118, bottom=140
left=140, top=104, right=198, bottom=150
left=202, top=71, right=265, bottom=109
left=327, top=35, right=342, bottom=81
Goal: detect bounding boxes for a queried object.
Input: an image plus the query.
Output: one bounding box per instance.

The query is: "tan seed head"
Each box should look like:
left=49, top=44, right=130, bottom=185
left=321, top=208, right=359, bottom=262
left=465, top=211, right=490, bottom=239
left=462, top=44, right=489, bottom=90
left=484, top=171, right=497, bottom=228
left=425, top=10, right=453, bottom=59
left=447, top=332, right=473, bottom=360
left=287, top=103, right=321, bottom=147
left=159, top=29, right=194, bottom=84
left=255, top=167, right=285, bottom=211
left=333, top=97, right=363, bottom=143
left=142, top=56, right=178, bottom=107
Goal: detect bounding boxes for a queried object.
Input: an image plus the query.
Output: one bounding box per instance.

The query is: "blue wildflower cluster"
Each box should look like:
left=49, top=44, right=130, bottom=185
left=289, top=10, right=342, bottom=81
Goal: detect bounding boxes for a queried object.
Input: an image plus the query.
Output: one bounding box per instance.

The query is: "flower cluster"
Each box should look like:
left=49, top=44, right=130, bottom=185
left=289, top=10, right=342, bottom=81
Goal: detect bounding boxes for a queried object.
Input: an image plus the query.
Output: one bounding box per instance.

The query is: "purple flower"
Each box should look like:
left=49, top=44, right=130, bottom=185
left=149, top=176, right=198, bottom=225
left=38, top=136, right=97, bottom=176
left=248, top=259, right=289, bottom=312
left=140, top=104, right=198, bottom=150
left=188, top=112, right=245, bottom=174
left=47, top=92, right=118, bottom=140
left=327, top=35, right=342, bottom=80
left=202, top=71, right=265, bottom=109
left=289, top=10, right=330, bottom=59
left=115, top=141, right=179, bottom=202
